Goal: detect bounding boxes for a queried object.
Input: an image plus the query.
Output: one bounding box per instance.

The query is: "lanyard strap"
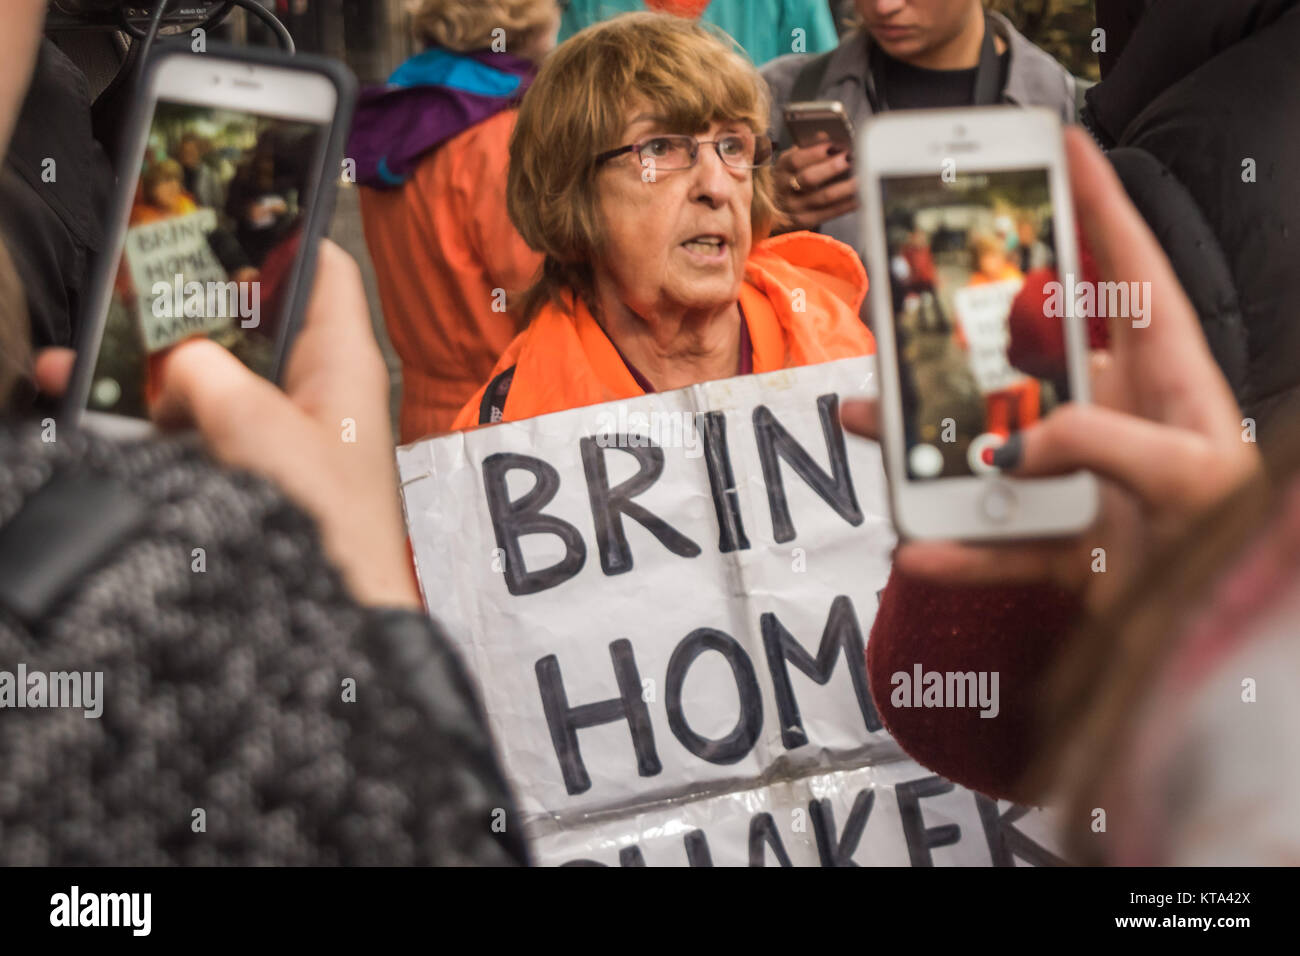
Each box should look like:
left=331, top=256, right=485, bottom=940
left=866, top=12, right=1002, bottom=113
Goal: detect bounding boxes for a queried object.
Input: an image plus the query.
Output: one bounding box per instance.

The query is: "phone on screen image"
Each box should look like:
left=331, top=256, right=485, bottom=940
left=858, top=108, right=1098, bottom=541
left=65, top=47, right=355, bottom=437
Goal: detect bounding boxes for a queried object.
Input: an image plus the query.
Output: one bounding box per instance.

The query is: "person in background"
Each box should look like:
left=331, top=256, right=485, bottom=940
left=827, top=0, right=858, bottom=36
left=897, top=222, right=946, bottom=332
left=1012, top=212, right=1048, bottom=274
left=175, top=132, right=226, bottom=213
left=0, top=36, right=113, bottom=355
left=1079, top=0, right=1300, bottom=443
left=224, top=128, right=308, bottom=267
left=899, top=224, right=937, bottom=292
left=558, top=0, right=840, bottom=66
left=0, top=0, right=44, bottom=395
left=352, top=0, right=559, bottom=441
left=764, top=0, right=1080, bottom=243
left=451, top=12, right=875, bottom=430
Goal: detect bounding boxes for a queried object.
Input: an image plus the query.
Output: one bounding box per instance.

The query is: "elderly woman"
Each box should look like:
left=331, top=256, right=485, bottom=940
left=130, top=160, right=197, bottom=226
left=452, top=12, right=874, bottom=429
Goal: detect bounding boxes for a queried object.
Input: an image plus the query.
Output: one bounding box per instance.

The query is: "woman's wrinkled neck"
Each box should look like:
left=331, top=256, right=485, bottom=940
left=592, top=276, right=743, bottom=393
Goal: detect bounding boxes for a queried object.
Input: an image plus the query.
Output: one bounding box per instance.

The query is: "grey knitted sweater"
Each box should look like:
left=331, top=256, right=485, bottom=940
left=0, top=419, right=525, bottom=865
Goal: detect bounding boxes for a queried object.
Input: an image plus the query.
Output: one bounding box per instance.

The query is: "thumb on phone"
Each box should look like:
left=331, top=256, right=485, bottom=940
left=992, top=403, right=1226, bottom=512
left=840, top=397, right=881, bottom=441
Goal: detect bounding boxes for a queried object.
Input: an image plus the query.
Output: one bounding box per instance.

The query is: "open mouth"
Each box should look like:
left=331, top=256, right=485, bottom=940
left=681, top=235, right=727, bottom=258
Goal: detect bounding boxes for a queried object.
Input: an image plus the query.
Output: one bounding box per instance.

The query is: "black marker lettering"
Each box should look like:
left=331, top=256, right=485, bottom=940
left=975, top=795, right=1066, bottom=867
left=810, top=789, right=875, bottom=867
left=536, top=639, right=661, bottom=795
left=749, top=812, right=794, bottom=867
left=665, top=628, right=762, bottom=764
left=762, top=594, right=881, bottom=747
left=753, top=394, right=863, bottom=543
left=579, top=437, right=700, bottom=575
left=482, top=452, right=586, bottom=596
left=697, top=410, right=751, bottom=553
left=684, top=829, right=713, bottom=867
left=897, top=776, right=962, bottom=866
left=618, top=846, right=646, bottom=867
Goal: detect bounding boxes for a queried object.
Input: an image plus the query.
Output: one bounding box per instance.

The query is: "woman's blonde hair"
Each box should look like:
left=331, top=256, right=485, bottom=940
left=508, top=12, right=779, bottom=322
left=968, top=230, right=1004, bottom=271
left=408, top=0, right=557, bottom=53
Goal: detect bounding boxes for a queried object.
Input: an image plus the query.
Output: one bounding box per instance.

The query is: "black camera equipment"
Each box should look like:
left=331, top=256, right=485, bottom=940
left=46, top=1, right=292, bottom=50
left=46, top=1, right=233, bottom=33
left=43, top=1, right=294, bottom=165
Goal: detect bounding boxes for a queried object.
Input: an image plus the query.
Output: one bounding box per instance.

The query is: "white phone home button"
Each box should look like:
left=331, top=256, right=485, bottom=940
left=981, top=483, right=1017, bottom=523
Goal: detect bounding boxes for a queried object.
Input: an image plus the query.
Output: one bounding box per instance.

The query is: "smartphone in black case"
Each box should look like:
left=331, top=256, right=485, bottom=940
left=65, top=43, right=356, bottom=437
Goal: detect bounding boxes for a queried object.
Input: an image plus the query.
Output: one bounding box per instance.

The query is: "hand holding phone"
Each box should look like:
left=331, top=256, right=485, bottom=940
left=776, top=101, right=859, bottom=229
left=846, top=126, right=1259, bottom=614
left=152, top=241, right=421, bottom=610
left=35, top=243, right=419, bottom=611
left=66, top=46, right=355, bottom=438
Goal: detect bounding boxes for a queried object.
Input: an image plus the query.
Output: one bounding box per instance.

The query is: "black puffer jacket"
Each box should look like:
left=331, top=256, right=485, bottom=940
left=0, top=39, right=112, bottom=353
left=0, top=420, right=526, bottom=866
left=1084, top=0, right=1300, bottom=441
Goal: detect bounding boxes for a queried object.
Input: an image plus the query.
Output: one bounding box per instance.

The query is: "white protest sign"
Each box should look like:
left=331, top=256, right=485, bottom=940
left=536, top=763, right=1065, bottom=867
left=398, top=356, right=1066, bottom=866
left=952, top=278, right=1028, bottom=394
left=123, top=208, right=233, bottom=352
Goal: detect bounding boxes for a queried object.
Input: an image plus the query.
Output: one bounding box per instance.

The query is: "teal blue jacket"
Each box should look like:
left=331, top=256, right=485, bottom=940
left=558, top=0, right=841, bottom=65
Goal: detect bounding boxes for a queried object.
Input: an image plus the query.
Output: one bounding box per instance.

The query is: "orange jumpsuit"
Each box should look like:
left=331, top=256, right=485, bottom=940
left=360, top=109, right=543, bottom=442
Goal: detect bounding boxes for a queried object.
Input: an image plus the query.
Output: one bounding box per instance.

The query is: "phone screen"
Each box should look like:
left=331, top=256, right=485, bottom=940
left=879, top=167, right=1068, bottom=481
left=84, top=100, right=326, bottom=420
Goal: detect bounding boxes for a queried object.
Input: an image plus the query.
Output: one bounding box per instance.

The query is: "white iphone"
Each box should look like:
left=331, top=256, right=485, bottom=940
left=857, top=107, right=1098, bottom=540
left=65, top=46, right=355, bottom=438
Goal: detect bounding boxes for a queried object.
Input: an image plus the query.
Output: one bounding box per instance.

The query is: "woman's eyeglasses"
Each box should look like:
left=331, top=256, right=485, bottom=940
left=595, top=132, right=775, bottom=171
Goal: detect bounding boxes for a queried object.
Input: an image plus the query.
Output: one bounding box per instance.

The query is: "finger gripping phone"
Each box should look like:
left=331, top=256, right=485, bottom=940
left=858, top=108, right=1098, bottom=540
left=65, top=44, right=356, bottom=437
